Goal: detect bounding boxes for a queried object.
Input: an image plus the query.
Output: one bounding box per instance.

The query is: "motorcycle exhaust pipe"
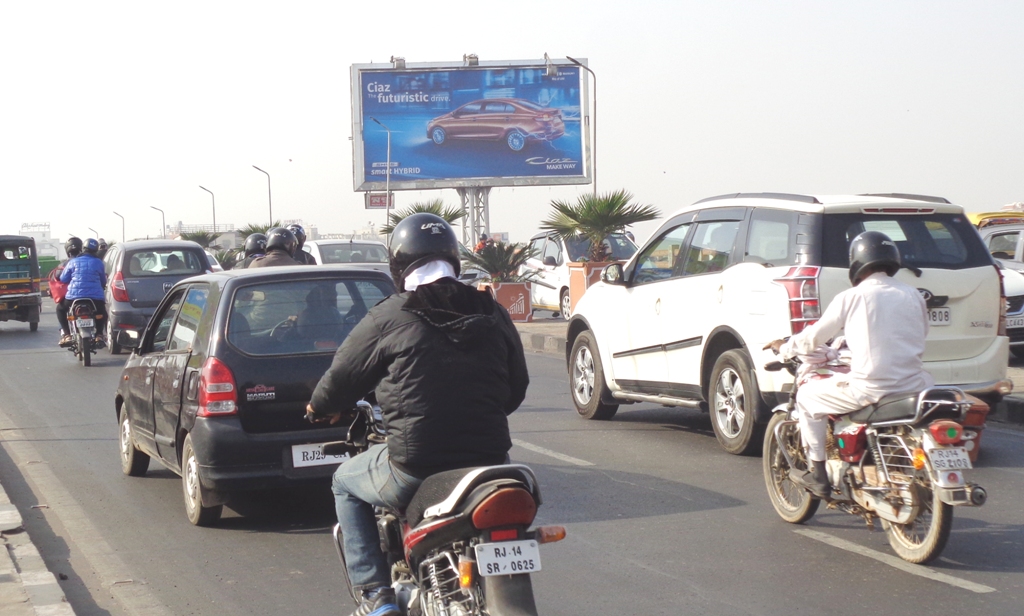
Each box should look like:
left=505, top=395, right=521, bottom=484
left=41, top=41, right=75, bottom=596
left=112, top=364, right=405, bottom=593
left=966, top=483, right=987, bottom=506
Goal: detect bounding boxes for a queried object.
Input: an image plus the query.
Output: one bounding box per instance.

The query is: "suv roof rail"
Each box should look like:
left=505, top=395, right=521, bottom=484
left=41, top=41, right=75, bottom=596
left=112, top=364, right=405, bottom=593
left=693, top=192, right=822, bottom=205
left=858, top=193, right=951, bottom=204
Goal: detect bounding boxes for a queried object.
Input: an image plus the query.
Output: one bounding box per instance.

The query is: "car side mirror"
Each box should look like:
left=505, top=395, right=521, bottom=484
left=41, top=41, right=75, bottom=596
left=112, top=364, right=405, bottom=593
left=117, top=328, right=141, bottom=350
left=602, top=263, right=625, bottom=285
left=543, top=256, right=558, bottom=267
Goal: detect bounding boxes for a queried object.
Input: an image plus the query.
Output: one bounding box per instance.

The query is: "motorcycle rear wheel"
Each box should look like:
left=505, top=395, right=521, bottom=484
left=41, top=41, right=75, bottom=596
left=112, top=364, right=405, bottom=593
left=763, top=413, right=820, bottom=524
left=883, top=481, right=952, bottom=564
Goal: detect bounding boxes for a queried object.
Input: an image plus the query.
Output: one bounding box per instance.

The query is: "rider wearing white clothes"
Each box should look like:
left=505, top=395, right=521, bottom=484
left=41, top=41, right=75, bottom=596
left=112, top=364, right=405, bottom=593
left=767, top=230, right=933, bottom=497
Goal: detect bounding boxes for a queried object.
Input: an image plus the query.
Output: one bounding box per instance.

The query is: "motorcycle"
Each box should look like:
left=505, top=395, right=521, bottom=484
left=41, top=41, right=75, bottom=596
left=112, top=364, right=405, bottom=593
left=762, top=353, right=987, bottom=564
left=66, top=299, right=104, bottom=366
left=320, top=401, right=565, bottom=616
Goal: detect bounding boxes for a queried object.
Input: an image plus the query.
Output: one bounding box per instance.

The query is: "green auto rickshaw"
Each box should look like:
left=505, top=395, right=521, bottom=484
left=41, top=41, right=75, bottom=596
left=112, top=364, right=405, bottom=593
left=0, top=235, right=42, bottom=331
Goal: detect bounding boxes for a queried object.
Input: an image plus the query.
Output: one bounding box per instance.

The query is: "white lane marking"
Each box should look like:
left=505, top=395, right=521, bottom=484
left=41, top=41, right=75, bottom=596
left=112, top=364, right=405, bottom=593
left=794, top=529, right=996, bottom=594
left=511, top=439, right=594, bottom=466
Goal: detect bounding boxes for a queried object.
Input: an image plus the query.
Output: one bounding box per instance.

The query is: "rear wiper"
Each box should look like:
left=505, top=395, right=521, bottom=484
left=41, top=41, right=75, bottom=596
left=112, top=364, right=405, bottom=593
left=904, top=264, right=923, bottom=277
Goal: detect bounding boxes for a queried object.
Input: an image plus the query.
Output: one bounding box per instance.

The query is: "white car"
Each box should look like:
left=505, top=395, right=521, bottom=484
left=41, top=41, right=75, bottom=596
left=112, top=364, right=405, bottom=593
left=302, top=240, right=390, bottom=274
left=522, top=231, right=637, bottom=320
left=567, top=192, right=1012, bottom=455
left=1001, top=265, right=1024, bottom=358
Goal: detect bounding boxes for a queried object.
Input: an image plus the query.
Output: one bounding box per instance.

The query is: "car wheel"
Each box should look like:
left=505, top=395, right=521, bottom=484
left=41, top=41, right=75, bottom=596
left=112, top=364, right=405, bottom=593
left=559, top=288, right=572, bottom=321
left=107, top=320, right=121, bottom=355
left=431, top=127, right=446, bottom=145
left=1012, top=347, right=1024, bottom=360
left=119, top=408, right=149, bottom=477
left=709, top=349, right=765, bottom=455
left=569, top=331, right=618, bottom=420
left=29, top=321, right=38, bottom=332
left=506, top=130, right=526, bottom=152
left=182, top=434, right=223, bottom=526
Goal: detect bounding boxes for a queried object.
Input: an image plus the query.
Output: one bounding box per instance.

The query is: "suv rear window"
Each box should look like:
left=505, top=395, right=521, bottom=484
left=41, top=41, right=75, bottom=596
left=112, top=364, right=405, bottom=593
left=319, top=244, right=389, bottom=265
left=822, top=214, right=991, bottom=270
left=227, top=278, right=394, bottom=355
left=126, top=249, right=206, bottom=276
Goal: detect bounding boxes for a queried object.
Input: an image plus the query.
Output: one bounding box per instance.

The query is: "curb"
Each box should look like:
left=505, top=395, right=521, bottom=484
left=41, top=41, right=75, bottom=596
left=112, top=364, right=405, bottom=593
left=0, top=479, right=75, bottom=615
left=993, top=395, right=1024, bottom=426
left=518, top=331, right=565, bottom=357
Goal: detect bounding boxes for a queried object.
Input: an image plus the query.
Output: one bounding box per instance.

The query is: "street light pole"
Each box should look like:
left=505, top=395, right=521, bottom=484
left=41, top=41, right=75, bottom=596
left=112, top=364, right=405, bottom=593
left=150, top=206, right=166, bottom=239
left=369, top=117, right=392, bottom=246
left=252, top=166, right=272, bottom=225
left=113, top=212, right=125, bottom=242
left=88, top=227, right=99, bottom=238
left=566, top=56, right=597, bottom=197
left=199, top=186, right=216, bottom=233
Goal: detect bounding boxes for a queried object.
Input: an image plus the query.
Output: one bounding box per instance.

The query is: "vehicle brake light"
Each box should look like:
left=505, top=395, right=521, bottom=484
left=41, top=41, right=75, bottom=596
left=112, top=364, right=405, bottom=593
left=471, top=488, right=537, bottom=529
left=996, top=264, right=1007, bottom=337
left=773, top=266, right=821, bottom=334
left=198, top=357, right=237, bottom=417
left=32, top=279, right=40, bottom=293
left=929, top=420, right=963, bottom=445
left=111, top=271, right=130, bottom=303
left=490, top=528, right=519, bottom=541
left=861, top=207, right=936, bottom=214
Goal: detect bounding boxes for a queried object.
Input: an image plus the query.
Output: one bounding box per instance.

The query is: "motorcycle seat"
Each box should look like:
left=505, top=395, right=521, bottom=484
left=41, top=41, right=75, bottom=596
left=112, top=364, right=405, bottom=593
left=406, top=465, right=539, bottom=529
left=847, top=391, right=920, bottom=424
left=846, top=387, right=965, bottom=425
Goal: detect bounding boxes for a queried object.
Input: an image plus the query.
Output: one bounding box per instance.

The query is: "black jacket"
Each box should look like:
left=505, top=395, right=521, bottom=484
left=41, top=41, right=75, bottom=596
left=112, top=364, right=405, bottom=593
left=309, top=278, right=529, bottom=477
left=295, top=250, right=317, bottom=265
left=248, top=250, right=302, bottom=268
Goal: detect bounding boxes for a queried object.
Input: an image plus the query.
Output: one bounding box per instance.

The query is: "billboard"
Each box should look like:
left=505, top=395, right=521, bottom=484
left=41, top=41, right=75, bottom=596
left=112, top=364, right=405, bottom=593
left=351, top=58, right=591, bottom=192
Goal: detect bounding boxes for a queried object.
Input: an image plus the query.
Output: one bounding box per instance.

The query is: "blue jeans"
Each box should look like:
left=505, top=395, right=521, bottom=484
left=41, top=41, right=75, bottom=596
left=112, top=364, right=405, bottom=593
left=332, top=443, right=423, bottom=593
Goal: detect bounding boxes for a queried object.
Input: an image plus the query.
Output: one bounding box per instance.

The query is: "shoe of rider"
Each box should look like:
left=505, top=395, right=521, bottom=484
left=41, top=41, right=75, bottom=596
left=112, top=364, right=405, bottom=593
left=349, top=587, right=399, bottom=616
left=791, top=459, right=831, bottom=499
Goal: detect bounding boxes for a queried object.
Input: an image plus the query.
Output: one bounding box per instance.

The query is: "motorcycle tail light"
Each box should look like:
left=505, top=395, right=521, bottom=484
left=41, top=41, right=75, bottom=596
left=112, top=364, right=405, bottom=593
left=490, top=529, right=518, bottom=541
left=458, top=557, right=474, bottom=589
left=471, top=488, right=537, bottom=529
left=198, top=357, right=237, bottom=416
left=534, top=525, right=567, bottom=545
left=111, top=271, right=130, bottom=303
left=929, top=420, right=963, bottom=445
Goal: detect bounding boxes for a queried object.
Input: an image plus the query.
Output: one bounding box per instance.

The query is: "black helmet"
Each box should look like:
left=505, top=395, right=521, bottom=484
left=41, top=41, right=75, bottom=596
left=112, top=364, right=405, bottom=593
left=265, top=227, right=298, bottom=256
left=287, top=223, right=306, bottom=249
left=243, top=233, right=268, bottom=258
left=83, top=238, right=100, bottom=255
left=848, top=230, right=901, bottom=285
left=97, top=238, right=108, bottom=258
left=65, top=236, right=83, bottom=258
left=389, top=213, right=461, bottom=291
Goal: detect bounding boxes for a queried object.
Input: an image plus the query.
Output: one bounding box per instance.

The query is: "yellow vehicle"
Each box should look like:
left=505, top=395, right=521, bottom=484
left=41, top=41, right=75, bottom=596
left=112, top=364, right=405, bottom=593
left=0, top=235, right=42, bottom=331
left=967, top=211, right=1024, bottom=228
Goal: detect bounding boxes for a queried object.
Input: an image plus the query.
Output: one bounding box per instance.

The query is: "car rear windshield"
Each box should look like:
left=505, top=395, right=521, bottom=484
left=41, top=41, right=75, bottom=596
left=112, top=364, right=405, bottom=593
left=319, top=244, right=389, bottom=265
left=227, top=277, right=394, bottom=356
left=126, top=249, right=206, bottom=276
left=565, top=234, right=637, bottom=262
left=821, top=213, right=992, bottom=270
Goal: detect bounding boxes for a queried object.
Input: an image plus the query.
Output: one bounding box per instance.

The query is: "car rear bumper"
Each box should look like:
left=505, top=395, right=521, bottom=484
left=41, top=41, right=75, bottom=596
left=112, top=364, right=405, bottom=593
left=924, top=335, right=1012, bottom=399
left=108, top=307, right=154, bottom=330
left=190, top=417, right=349, bottom=492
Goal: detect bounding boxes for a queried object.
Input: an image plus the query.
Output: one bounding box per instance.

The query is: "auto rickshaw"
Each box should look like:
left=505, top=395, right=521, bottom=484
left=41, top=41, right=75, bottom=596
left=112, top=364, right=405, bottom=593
left=0, top=235, right=42, bottom=331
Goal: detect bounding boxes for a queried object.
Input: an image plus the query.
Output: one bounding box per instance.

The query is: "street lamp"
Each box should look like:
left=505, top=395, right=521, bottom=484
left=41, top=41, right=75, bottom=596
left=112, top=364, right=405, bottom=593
left=150, top=206, right=166, bottom=239
left=199, top=186, right=216, bottom=233
left=88, top=227, right=99, bottom=238
left=369, top=116, right=392, bottom=246
left=566, top=56, right=596, bottom=197
left=252, top=166, right=272, bottom=225
left=113, top=212, right=125, bottom=242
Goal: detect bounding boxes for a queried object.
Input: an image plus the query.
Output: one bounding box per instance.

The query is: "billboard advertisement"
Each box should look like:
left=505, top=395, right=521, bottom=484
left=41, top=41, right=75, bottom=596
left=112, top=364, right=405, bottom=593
left=351, top=59, right=591, bottom=192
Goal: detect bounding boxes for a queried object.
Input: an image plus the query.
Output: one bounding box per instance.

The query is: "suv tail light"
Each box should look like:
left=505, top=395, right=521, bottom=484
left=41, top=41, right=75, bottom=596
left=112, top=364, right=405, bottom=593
left=198, top=357, right=237, bottom=417
left=774, top=266, right=821, bottom=334
left=111, top=271, right=130, bottom=303
left=996, top=264, right=1008, bottom=336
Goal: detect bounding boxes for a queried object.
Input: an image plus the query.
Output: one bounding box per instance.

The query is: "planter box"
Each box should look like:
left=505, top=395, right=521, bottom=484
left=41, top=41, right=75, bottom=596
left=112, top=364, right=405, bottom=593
left=479, top=282, right=533, bottom=322
left=567, top=261, right=621, bottom=316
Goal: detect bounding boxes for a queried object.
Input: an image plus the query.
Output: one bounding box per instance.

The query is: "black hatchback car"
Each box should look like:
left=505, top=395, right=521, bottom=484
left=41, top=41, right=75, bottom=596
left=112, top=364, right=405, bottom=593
left=113, top=265, right=396, bottom=525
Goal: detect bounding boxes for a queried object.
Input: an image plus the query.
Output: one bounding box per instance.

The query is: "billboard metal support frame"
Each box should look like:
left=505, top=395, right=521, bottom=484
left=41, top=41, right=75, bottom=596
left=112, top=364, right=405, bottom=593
left=457, top=187, right=490, bottom=246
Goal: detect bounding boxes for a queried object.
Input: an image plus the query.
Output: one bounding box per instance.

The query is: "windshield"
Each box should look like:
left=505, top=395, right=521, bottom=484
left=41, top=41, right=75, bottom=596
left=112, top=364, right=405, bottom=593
left=319, top=244, right=389, bottom=265
left=821, top=213, right=992, bottom=270
left=564, top=234, right=637, bottom=262
left=126, top=249, right=206, bottom=276
left=227, top=277, right=394, bottom=355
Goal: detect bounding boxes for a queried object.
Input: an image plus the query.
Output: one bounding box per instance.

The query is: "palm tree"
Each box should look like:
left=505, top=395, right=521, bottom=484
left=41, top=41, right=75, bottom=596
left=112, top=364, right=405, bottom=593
left=461, top=241, right=538, bottom=284
left=213, top=249, right=239, bottom=270
left=179, top=231, right=220, bottom=248
left=541, top=190, right=660, bottom=262
left=237, top=221, right=281, bottom=238
left=379, top=200, right=466, bottom=235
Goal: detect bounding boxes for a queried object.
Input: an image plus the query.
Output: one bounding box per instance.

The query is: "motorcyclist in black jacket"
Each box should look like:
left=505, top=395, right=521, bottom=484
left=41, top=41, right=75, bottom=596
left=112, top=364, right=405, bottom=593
left=287, top=223, right=317, bottom=265
left=234, top=233, right=267, bottom=269
left=248, top=227, right=301, bottom=268
left=306, top=213, right=529, bottom=616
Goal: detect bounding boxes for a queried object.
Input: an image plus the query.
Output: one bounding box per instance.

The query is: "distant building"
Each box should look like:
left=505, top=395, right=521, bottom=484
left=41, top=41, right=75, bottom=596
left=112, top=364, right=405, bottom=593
left=19, top=222, right=64, bottom=258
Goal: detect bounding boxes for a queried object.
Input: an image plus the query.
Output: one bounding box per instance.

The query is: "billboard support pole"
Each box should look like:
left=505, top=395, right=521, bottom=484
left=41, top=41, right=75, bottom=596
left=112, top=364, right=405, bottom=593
left=370, top=117, right=393, bottom=247
left=567, top=56, right=596, bottom=197
left=457, top=187, right=491, bottom=247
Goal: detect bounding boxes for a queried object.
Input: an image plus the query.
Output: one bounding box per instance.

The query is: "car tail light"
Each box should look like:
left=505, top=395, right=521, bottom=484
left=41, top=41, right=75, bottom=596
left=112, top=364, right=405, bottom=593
left=111, top=271, right=130, bottom=303
left=929, top=420, right=963, bottom=445
left=198, top=357, right=237, bottom=417
left=773, top=266, right=821, bottom=334
left=32, top=279, right=40, bottom=293
left=996, top=264, right=1008, bottom=336
left=471, top=488, right=537, bottom=529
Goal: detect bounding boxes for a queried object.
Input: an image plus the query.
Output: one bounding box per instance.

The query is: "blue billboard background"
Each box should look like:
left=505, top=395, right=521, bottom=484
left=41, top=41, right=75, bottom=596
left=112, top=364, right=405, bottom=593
left=356, top=66, right=586, bottom=190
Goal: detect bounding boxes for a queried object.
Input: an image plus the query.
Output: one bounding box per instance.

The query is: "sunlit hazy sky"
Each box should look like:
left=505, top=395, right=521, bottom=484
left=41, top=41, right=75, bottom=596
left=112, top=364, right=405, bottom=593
left=3, top=1, right=1023, bottom=245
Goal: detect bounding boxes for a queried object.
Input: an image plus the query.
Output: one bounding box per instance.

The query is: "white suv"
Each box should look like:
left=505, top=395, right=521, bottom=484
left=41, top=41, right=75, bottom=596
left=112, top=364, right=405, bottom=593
left=567, top=193, right=1012, bottom=455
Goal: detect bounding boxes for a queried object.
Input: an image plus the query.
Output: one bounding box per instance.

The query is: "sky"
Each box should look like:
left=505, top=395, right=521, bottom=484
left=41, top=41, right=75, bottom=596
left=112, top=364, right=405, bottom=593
left=3, top=1, right=1023, bottom=246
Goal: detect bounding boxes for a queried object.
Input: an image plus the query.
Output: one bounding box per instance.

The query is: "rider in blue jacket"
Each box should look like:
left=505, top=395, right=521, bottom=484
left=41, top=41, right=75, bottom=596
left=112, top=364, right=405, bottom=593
left=58, top=238, right=108, bottom=347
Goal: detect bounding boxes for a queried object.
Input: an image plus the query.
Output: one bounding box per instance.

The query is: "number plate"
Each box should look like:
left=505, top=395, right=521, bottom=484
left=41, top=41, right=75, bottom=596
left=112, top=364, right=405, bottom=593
left=291, top=443, right=350, bottom=468
left=1007, top=316, right=1024, bottom=329
left=927, top=447, right=972, bottom=470
left=475, top=540, right=541, bottom=577
left=77, top=318, right=95, bottom=327
left=927, top=307, right=951, bottom=326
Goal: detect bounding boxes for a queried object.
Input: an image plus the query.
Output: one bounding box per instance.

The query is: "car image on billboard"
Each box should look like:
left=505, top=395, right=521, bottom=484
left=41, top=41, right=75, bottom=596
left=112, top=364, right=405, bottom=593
left=352, top=60, right=589, bottom=191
